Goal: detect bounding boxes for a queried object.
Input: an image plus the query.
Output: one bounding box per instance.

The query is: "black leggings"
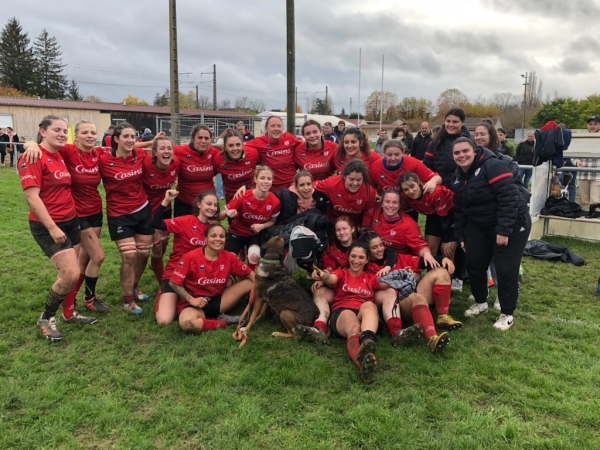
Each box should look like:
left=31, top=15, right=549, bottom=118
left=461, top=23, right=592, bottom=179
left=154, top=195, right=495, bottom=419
left=464, top=213, right=531, bottom=315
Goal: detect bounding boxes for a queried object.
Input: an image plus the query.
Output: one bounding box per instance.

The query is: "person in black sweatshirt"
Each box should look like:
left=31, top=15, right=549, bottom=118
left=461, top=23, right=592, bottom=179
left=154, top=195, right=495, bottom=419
left=451, top=137, right=530, bottom=331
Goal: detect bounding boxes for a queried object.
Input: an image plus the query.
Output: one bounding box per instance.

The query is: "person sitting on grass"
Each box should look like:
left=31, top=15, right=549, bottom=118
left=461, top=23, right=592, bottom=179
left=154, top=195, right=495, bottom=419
left=169, top=224, right=253, bottom=334
left=359, top=230, right=455, bottom=353
left=310, top=240, right=398, bottom=384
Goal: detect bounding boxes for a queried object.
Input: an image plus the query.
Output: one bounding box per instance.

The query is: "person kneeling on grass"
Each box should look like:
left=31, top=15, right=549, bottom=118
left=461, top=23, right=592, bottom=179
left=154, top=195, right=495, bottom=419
left=360, top=229, right=459, bottom=352
left=310, top=240, right=397, bottom=384
left=169, top=224, right=253, bottom=333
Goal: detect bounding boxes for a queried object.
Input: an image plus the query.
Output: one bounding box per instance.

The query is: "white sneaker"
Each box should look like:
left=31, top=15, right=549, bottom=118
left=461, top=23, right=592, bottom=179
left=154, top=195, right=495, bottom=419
left=494, top=314, right=514, bottom=330
left=451, top=279, right=463, bottom=291
left=493, top=296, right=501, bottom=311
left=464, top=302, right=488, bottom=317
left=468, top=294, right=475, bottom=302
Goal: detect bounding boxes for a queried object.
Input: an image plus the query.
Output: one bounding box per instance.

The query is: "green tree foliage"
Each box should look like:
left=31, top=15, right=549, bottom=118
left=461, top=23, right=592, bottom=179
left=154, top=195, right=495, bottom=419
left=32, top=29, right=68, bottom=99
left=0, top=18, right=36, bottom=93
left=528, top=96, right=600, bottom=128
left=398, top=97, right=434, bottom=120
left=66, top=79, right=82, bottom=101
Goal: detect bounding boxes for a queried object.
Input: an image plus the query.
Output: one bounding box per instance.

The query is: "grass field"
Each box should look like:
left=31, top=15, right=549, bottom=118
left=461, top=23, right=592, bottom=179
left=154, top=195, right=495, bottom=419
left=2, top=166, right=600, bottom=449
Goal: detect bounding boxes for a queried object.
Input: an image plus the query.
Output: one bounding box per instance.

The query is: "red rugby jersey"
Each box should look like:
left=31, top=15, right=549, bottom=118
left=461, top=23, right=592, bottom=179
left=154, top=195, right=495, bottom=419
left=58, top=144, right=107, bottom=217
left=173, top=145, right=218, bottom=205
left=332, top=151, right=381, bottom=173
left=370, top=206, right=428, bottom=255
left=369, top=155, right=436, bottom=194
left=366, top=254, right=421, bottom=275
left=170, top=247, right=252, bottom=298
left=321, top=243, right=350, bottom=271
left=162, top=215, right=211, bottom=280
left=245, top=132, right=301, bottom=191
left=98, top=148, right=148, bottom=217
left=293, top=140, right=336, bottom=181
left=313, top=175, right=376, bottom=227
left=19, top=147, right=76, bottom=223
left=213, top=147, right=260, bottom=202
left=225, top=190, right=280, bottom=237
left=401, top=185, right=454, bottom=216
left=329, top=268, right=380, bottom=311
left=142, top=157, right=180, bottom=214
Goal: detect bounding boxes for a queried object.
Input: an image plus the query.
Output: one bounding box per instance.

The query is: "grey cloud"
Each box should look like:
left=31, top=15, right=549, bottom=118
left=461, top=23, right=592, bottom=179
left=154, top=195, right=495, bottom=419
left=558, top=56, right=594, bottom=74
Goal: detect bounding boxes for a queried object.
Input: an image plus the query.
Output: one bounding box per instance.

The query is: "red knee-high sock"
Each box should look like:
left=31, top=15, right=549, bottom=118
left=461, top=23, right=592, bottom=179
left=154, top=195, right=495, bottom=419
left=386, top=317, right=403, bottom=337
left=313, top=320, right=327, bottom=334
left=62, top=273, right=85, bottom=318
left=346, top=334, right=361, bottom=368
left=199, top=318, right=227, bottom=332
left=150, top=256, right=164, bottom=284
left=412, top=304, right=437, bottom=340
left=432, top=284, right=451, bottom=315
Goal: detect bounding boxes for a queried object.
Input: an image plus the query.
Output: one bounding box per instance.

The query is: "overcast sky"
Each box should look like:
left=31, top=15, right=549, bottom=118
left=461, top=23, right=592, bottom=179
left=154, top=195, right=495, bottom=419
left=7, top=0, right=600, bottom=113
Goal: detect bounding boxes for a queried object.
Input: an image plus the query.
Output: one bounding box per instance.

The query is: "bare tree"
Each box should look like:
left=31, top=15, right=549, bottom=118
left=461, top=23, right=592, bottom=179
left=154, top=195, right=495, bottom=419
left=198, top=95, right=211, bottom=109
left=219, top=99, right=232, bottom=109
left=235, top=96, right=249, bottom=109
left=364, top=90, right=399, bottom=122
left=248, top=99, right=265, bottom=113
left=435, top=88, right=468, bottom=117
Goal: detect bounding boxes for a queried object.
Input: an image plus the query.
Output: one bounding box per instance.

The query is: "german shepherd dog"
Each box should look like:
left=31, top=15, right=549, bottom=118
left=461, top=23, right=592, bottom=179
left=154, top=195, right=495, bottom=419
left=244, top=236, right=319, bottom=337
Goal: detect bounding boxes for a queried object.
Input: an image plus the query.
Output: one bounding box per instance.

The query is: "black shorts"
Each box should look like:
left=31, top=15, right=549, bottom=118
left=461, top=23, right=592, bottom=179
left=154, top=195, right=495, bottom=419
left=329, top=307, right=360, bottom=339
left=177, top=295, right=222, bottom=317
left=225, top=233, right=261, bottom=255
left=173, top=198, right=192, bottom=218
left=160, top=278, right=175, bottom=294
left=107, top=203, right=154, bottom=241
left=30, top=217, right=81, bottom=258
left=79, top=212, right=103, bottom=231
left=425, top=214, right=443, bottom=238
left=405, top=209, right=418, bottom=223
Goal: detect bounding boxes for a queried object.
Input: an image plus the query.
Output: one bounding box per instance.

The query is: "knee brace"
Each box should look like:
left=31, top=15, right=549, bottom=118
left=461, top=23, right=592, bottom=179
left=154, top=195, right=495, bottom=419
left=247, top=245, right=261, bottom=265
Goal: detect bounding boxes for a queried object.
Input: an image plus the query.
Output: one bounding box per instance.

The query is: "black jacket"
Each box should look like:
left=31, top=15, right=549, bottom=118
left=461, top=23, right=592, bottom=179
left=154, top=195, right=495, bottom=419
left=452, top=146, right=528, bottom=242
left=423, top=126, right=471, bottom=189
left=514, top=140, right=534, bottom=166
left=411, top=131, right=432, bottom=160
left=273, top=188, right=329, bottom=224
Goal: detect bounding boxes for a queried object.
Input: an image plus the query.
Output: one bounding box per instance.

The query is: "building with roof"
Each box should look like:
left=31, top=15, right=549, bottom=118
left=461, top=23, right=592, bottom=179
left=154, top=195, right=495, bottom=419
left=463, top=117, right=503, bottom=134
left=0, top=97, right=257, bottom=142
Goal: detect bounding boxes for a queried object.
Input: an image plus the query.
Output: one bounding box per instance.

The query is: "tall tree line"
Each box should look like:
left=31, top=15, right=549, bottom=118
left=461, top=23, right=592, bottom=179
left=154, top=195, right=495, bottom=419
left=0, top=17, right=80, bottom=100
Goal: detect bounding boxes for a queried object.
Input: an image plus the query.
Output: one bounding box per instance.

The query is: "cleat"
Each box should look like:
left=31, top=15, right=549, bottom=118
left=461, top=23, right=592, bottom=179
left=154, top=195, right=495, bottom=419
left=428, top=332, right=449, bottom=354
left=84, top=296, right=110, bottom=313
left=295, top=324, right=328, bottom=344
left=451, top=279, right=463, bottom=291
left=359, top=353, right=377, bottom=384
left=62, top=311, right=97, bottom=325
left=436, top=314, right=463, bottom=330
left=37, top=315, right=62, bottom=341
left=133, top=288, right=149, bottom=302
left=217, top=314, right=245, bottom=326
left=493, top=296, right=501, bottom=311
left=493, top=314, right=514, bottom=331
left=124, top=301, right=143, bottom=315
left=356, top=339, right=376, bottom=364
left=464, top=302, right=488, bottom=318
left=390, top=323, right=423, bottom=347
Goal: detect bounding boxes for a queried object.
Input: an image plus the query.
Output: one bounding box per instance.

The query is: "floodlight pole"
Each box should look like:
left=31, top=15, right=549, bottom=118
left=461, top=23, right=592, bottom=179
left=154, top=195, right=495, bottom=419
left=169, top=0, right=180, bottom=144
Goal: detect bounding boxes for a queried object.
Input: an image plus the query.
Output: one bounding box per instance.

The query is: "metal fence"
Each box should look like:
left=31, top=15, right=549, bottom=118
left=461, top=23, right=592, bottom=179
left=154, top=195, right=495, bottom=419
left=155, top=113, right=254, bottom=143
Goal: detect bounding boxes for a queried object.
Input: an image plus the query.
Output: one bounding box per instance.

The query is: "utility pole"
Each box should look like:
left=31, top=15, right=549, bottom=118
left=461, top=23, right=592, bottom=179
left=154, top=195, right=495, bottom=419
left=169, top=0, right=180, bottom=144
left=350, top=98, right=352, bottom=115
left=195, top=84, right=199, bottom=109
left=521, top=72, right=529, bottom=134
left=325, top=86, right=328, bottom=114
left=357, top=47, right=362, bottom=123
left=379, top=55, right=385, bottom=130
left=295, top=87, right=307, bottom=112
left=286, top=0, right=295, bottom=134
left=213, top=64, right=217, bottom=110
